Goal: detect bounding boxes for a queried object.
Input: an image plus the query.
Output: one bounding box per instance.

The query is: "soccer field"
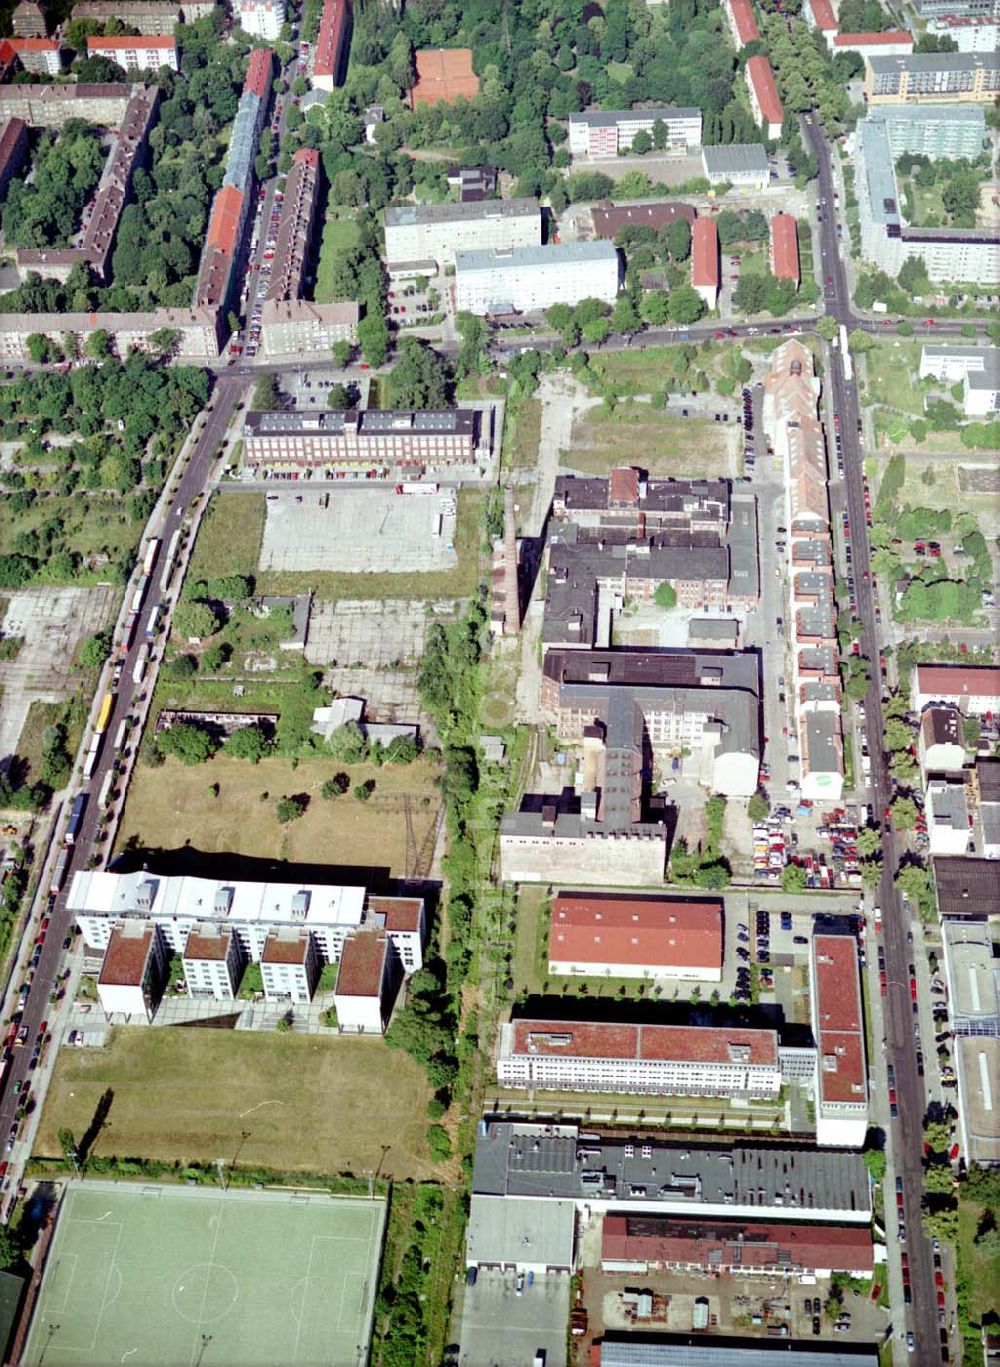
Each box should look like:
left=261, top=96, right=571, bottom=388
left=22, top=1183, right=386, bottom=1367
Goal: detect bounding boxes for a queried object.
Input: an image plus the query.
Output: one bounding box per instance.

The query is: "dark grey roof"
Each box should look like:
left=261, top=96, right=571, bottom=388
left=570, top=106, right=701, bottom=127
left=868, top=49, right=999, bottom=73
left=933, top=857, right=1000, bottom=919
left=553, top=474, right=730, bottom=520
left=599, top=1342, right=879, bottom=1367
left=245, top=408, right=475, bottom=437
left=384, top=196, right=538, bottom=228
left=805, top=711, right=841, bottom=773
left=559, top=680, right=759, bottom=762
left=728, top=491, right=758, bottom=600
left=688, top=619, right=739, bottom=643
left=702, top=144, right=769, bottom=174
left=543, top=648, right=759, bottom=694
left=472, top=1121, right=872, bottom=1219
left=977, top=758, right=1000, bottom=804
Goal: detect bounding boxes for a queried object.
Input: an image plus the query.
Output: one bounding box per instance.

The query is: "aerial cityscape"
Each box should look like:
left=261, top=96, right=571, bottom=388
left=0, top=0, right=996, bottom=1362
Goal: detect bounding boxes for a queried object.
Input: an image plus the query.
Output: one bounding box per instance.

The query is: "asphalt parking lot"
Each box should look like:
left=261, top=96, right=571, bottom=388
left=459, top=1270, right=568, bottom=1367
left=259, top=488, right=458, bottom=574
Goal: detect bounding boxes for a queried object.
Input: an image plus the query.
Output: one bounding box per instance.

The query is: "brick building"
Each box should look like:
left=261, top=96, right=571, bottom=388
left=547, top=893, right=723, bottom=981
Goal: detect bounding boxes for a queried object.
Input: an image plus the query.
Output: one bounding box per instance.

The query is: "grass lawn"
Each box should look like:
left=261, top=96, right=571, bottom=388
left=588, top=343, right=732, bottom=397
left=187, top=490, right=266, bottom=584
left=16, top=691, right=88, bottom=785
left=117, top=752, right=442, bottom=880
left=314, top=211, right=360, bottom=305
left=566, top=405, right=738, bottom=477
left=502, top=395, right=541, bottom=472
left=959, top=1199, right=1000, bottom=1326
left=864, top=340, right=928, bottom=417
left=512, top=886, right=549, bottom=995
left=34, top=1027, right=438, bottom=1179
left=257, top=488, right=485, bottom=601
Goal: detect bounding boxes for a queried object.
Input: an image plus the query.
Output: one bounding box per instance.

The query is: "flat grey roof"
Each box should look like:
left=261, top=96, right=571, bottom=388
left=466, top=1194, right=576, bottom=1268
left=805, top=711, right=841, bottom=773
left=868, top=50, right=999, bottom=72
left=245, top=408, right=474, bottom=436
left=569, top=106, right=700, bottom=127
left=384, top=196, right=539, bottom=228
left=599, top=1342, right=879, bottom=1367
left=455, top=240, right=618, bottom=270
left=473, top=1121, right=872, bottom=1219
left=977, top=758, right=1000, bottom=804
left=858, top=121, right=900, bottom=229
left=689, top=619, right=739, bottom=642
left=928, top=779, right=969, bottom=831
left=871, top=102, right=985, bottom=124
left=702, top=143, right=769, bottom=173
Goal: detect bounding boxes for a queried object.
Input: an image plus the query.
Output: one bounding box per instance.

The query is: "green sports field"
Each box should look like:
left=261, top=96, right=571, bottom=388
left=23, top=1183, right=386, bottom=1367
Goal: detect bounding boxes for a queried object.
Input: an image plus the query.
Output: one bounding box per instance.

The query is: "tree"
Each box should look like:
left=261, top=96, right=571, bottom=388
left=665, top=218, right=691, bottom=263
left=331, top=340, right=352, bottom=368
left=455, top=310, right=488, bottom=378
left=847, top=328, right=876, bottom=355
left=694, top=862, right=730, bottom=889
left=327, top=721, right=369, bottom=763
left=667, top=285, right=705, bottom=325
left=252, top=374, right=281, bottom=411
left=321, top=772, right=350, bottom=799
left=384, top=338, right=452, bottom=408
left=26, top=334, right=54, bottom=364
left=733, top=272, right=770, bottom=315
left=384, top=734, right=420, bottom=764
left=164, top=653, right=197, bottom=681
left=890, top=797, right=918, bottom=833
left=611, top=294, right=640, bottom=335
left=353, top=779, right=376, bottom=802
left=79, top=631, right=111, bottom=669
left=863, top=1147, right=886, bottom=1183
left=357, top=311, right=389, bottom=367
left=653, top=583, right=677, bottom=610
left=747, top=792, right=770, bottom=822
left=224, top=725, right=270, bottom=764
left=640, top=290, right=670, bottom=325
left=173, top=600, right=222, bottom=640
left=815, top=315, right=839, bottom=341
left=630, top=129, right=653, bottom=155
left=897, top=255, right=931, bottom=294
left=782, top=863, right=808, bottom=892
left=582, top=317, right=611, bottom=346
left=84, top=329, right=112, bottom=361
left=276, top=793, right=307, bottom=822
left=156, top=722, right=218, bottom=766
left=856, top=827, right=881, bottom=858
left=427, top=1123, right=451, bottom=1161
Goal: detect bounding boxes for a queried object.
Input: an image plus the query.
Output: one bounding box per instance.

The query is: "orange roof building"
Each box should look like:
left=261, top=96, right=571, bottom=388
left=832, top=29, right=914, bottom=53
left=548, top=893, right=723, bottom=980
left=805, top=0, right=838, bottom=33
left=746, top=55, right=784, bottom=138
left=411, top=48, right=479, bottom=109
left=497, top=1018, right=783, bottom=1099
left=312, top=0, right=349, bottom=92
left=770, top=212, right=800, bottom=287
left=243, top=45, right=274, bottom=98
left=691, top=216, right=719, bottom=307
left=810, top=934, right=868, bottom=1146
left=723, top=0, right=760, bottom=49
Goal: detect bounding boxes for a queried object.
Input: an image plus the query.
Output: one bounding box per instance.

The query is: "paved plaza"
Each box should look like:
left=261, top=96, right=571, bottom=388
left=260, top=488, right=459, bottom=574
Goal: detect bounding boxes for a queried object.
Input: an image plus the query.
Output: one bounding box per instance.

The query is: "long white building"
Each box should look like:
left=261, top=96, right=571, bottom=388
left=383, top=198, right=541, bottom=271
left=497, top=1020, right=784, bottom=1100
left=68, top=870, right=424, bottom=976
left=454, top=241, right=620, bottom=315
left=568, top=107, right=702, bottom=159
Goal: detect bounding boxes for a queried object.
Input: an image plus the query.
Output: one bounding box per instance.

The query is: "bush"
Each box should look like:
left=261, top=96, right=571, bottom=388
left=164, top=653, right=198, bottom=681
left=276, top=794, right=307, bottom=822
left=427, top=1124, right=451, bottom=1161
left=156, top=722, right=218, bottom=766
left=353, top=779, right=375, bottom=802
left=427, top=1097, right=446, bottom=1121
left=321, top=773, right=350, bottom=799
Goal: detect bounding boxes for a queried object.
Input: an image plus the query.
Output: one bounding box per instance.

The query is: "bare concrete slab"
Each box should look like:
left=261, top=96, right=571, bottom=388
left=260, top=488, right=459, bottom=574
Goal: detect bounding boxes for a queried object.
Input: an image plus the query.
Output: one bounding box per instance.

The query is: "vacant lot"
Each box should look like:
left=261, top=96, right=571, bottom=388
left=503, top=395, right=542, bottom=471
left=35, top=1027, right=437, bottom=1178
left=117, top=753, right=442, bottom=880
left=565, top=406, right=738, bottom=477
left=187, top=490, right=266, bottom=584
left=865, top=339, right=927, bottom=417
left=0, top=491, right=140, bottom=576
left=314, top=212, right=360, bottom=305
left=959, top=1199, right=1000, bottom=1327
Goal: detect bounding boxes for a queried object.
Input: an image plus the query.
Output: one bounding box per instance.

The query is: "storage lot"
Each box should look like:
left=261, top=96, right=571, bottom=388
left=260, top=488, right=458, bottom=574
left=458, top=1269, right=568, bottom=1367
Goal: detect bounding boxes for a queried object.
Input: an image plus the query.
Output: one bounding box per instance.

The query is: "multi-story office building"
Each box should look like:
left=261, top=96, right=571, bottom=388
left=567, top=107, right=702, bottom=158
left=722, top=0, right=760, bottom=48
left=745, top=56, right=783, bottom=139
left=701, top=143, right=770, bottom=190
left=868, top=103, right=985, bottom=161
left=602, top=1214, right=874, bottom=1277
left=86, top=35, right=178, bottom=70
left=383, top=198, right=540, bottom=271
left=926, top=15, right=999, bottom=51
left=865, top=50, right=1000, bottom=104
left=237, top=0, right=284, bottom=38
left=243, top=407, right=479, bottom=472
left=856, top=120, right=999, bottom=283
left=454, top=241, right=620, bottom=315
left=547, top=893, right=723, bottom=981
left=311, top=0, right=349, bottom=91
left=497, top=1020, right=784, bottom=1099
left=182, top=928, right=245, bottom=1000
left=96, top=922, right=169, bottom=1021
left=68, top=871, right=424, bottom=991
left=810, top=935, right=868, bottom=1147
left=691, top=217, right=719, bottom=307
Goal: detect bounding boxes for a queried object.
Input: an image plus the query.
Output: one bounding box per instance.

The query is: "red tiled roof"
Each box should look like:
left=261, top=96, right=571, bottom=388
left=261, top=932, right=310, bottom=964
left=747, top=55, right=783, bottom=128
left=833, top=29, right=912, bottom=44
left=0, top=40, right=15, bottom=64
left=10, top=36, right=58, bottom=49
left=550, top=893, right=722, bottom=970
left=602, top=1214, right=874, bottom=1274
left=813, top=934, right=866, bottom=1105
left=0, top=116, right=28, bottom=173
left=808, top=0, right=838, bottom=31
left=770, top=213, right=800, bottom=282
left=244, top=46, right=273, bottom=98
left=335, top=932, right=388, bottom=997
left=691, top=216, right=719, bottom=288
left=183, top=931, right=231, bottom=961
left=510, top=1020, right=778, bottom=1066
left=916, top=665, right=1000, bottom=700
left=369, top=896, right=423, bottom=933
left=609, top=467, right=640, bottom=505
left=87, top=34, right=175, bottom=48
left=591, top=202, right=696, bottom=239
left=206, top=185, right=244, bottom=255
left=99, top=926, right=155, bottom=987
left=314, top=0, right=349, bottom=80
left=411, top=48, right=479, bottom=109
left=293, top=146, right=320, bottom=169
left=727, top=0, right=760, bottom=45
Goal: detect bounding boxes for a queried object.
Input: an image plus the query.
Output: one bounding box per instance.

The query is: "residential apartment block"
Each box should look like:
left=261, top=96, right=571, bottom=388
left=602, top=1214, right=874, bottom=1278
left=926, top=15, right=999, bottom=51
left=912, top=664, right=1000, bottom=716
left=691, top=216, right=719, bottom=307
left=941, top=920, right=1000, bottom=1166
left=0, top=117, right=29, bottom=200
left=918, top=705, right=966, bottom=777
left=96, top=922, right=169, bottom=1020
left=811, top=934, right=868, bottom=1147
left=11, top=1, right=46, bottom=36
left=243, top=407, right=480, bottom=473
left=265, top=147, right=321, bottom=303
left=865, top=50, right=1000, bottom=104
left=763, top=340, right=843, bottom=802
left=454, top=241, right=620, bottom=315
left=6, top=37, right=60, bottom=74
left=497, top=1020, right=784, bottom=1100
left=547, top=893, right=723, bottom=981
left=701, top=143, right=770, bottom=190
left=182, top=928, right=244, bottom=1000
left=260, top=929, right=319, bottom=1004
left=238, top=0, right=284, bottom=38
left=745, top=56, right=783, bottom=139
left=0, top=80, right=135, bottom=126
left=258, top=300, right=359, bottom=356
left=912, top=0, right=999, bottom=16
left=831, top=29, right=913, bottom=56
left=383, top=197, right=540, bottom=271
left=722, top=0, right=760, bottom=48
left=867, top=103, right=985, bottom=161
left=926, top=776, right=973, bottom=856
left=567, top=107, right=702, bottom=158
left=334, top=931, right=397, bottom=1033
left=86, top=35, right=178, bottom=70
left=474, top=1121, right=873, bottom=1221
left=769, top=213, right=800, bottom=288
left=68, top=871, right=425, bottom=1005
left=71, top=2, right=180, bottom=34
left=311, top=0, right=349, bottom=91
left=0, top=306, right=223, bottom=362
left=804, top=0, right=838, bottom=37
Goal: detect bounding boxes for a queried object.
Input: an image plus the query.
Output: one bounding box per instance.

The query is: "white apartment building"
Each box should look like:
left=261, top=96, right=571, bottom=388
left=497, top=1020, right=783, bottom=1100
left=333, top=932, right=395, bottom=1033
left=68, top=870, right=424, bottom=978
left=237, top=0, right=284, bottom=38
left=454, top=241, right=620, bottom=315
left=912, top=663, right=1000, bottom=716
left=97, top=922, right=169, bottom=1021
left=869, top=104, right=986, bottom=161
left=919, top=345, right=1000, bottom=418
left=567, top=107, right=702, bottom=159
left=258, top=300, right=358, bottom=357
left=383, top=198, right=541, bottom=271
left=86, top=35, right=178, bottom=70
left=927, top=15, right=999, bottom=50
left=260, top=929, right=319, bottom=1004
left=182, top=928, right=244, bottom=1000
